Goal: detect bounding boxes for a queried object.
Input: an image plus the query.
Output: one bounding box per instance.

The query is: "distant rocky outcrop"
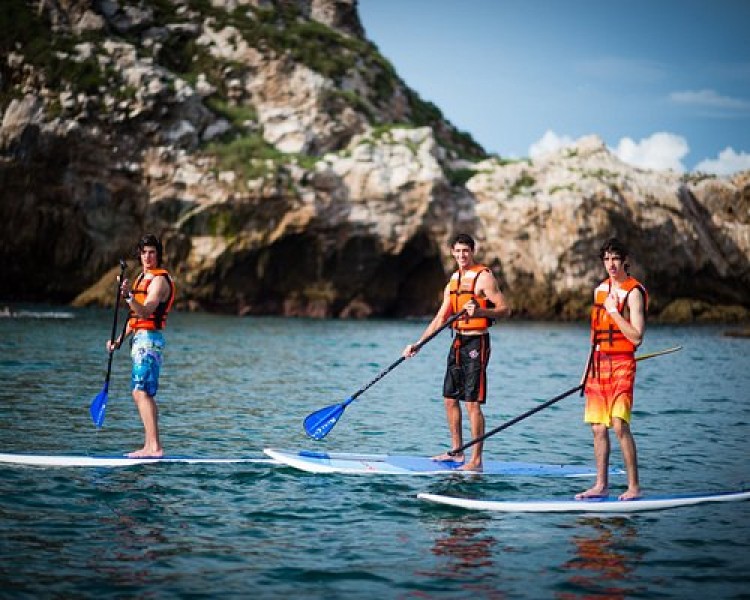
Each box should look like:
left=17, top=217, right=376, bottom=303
left=1, top=0, right=748, bottom=322
left=468, top=137, right=750, bottom=320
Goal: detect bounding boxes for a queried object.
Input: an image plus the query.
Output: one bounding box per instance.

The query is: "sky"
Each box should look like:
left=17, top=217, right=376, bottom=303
left=358, top=0, right=750, bottom=175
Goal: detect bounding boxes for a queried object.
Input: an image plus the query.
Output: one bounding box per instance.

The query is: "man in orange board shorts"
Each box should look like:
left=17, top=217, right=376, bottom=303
left=577, top=238, right=647, bottom=501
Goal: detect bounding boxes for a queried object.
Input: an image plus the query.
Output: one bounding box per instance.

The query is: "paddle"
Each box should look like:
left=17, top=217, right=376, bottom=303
left=448, top=345, right=683, bottom=456
left=579, top=345, right=594, bottom=396
left=89, top=260, right=127, bottom=428
left=304, top=309, right=468, bottom=440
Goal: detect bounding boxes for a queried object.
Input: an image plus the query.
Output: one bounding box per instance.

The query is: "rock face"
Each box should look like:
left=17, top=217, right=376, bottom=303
left=1, top=0, right=748, bottom=322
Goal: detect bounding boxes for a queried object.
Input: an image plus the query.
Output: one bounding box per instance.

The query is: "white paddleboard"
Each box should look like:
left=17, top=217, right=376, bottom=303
left=0, top=310, right=74, bottom=319
left=0, top=453, right=279, bottom=468
left=264, top=448, right=624, bottom=477
left=417, top=489, right=750, bottom=513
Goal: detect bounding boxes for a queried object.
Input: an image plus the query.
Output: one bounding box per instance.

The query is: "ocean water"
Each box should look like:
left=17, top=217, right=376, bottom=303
left=1, top=308, right=749, bottom=599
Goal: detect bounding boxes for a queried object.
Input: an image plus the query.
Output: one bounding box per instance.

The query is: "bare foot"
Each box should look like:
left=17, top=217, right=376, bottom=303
left=458, top=461, right=483, bottom=472
left=432, top=452, right=464, bottom=463
left=126, top=447, right=164, bottom=458
left=575, top=486, right=609, bottom=500
left=618, top=487, right=641, bottom=501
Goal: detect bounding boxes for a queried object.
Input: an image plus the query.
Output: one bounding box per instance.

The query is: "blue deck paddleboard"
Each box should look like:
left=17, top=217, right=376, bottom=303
left=264, top=448, right=624, bottom=477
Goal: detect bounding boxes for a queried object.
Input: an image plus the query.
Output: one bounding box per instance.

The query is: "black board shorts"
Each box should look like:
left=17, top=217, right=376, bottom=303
left=443, top=333, right=491, bottom=403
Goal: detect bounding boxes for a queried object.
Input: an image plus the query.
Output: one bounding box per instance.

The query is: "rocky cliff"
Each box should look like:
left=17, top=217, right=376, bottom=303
left=1, top=0, right=748, bottom=322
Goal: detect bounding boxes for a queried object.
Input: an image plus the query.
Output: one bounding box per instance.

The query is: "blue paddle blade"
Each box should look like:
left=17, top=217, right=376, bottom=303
left=89, top=383, right=109, bottom=428
left=303, top=401, right=348, bottom=440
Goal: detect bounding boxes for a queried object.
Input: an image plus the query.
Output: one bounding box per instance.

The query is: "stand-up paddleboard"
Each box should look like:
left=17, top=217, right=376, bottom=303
left=0, top=309, right=74, bottom=319
left=264, top=448, right=624, bottom=477
left=417, top=489, right=750, bottom=513
left=0, top=453, right=279, bottom=468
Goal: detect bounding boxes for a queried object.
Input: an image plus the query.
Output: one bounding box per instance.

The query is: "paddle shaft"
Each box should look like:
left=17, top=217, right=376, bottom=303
left=448, top=345, right=683, bottom=456
left=347, top=309, right=467, bottom=404
left=103, top=261, right=127, bottom=383
left=302, top=309, right=470, bottom=439
left=579, top=345, right=594, bottom=396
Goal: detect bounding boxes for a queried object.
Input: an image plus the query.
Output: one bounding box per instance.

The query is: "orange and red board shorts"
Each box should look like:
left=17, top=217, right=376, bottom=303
left=583, top=352, right=636, bottom=427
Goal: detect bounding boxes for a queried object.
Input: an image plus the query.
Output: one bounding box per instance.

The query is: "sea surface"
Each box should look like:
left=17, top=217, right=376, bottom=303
left=1, top=308, right=749, bottom=599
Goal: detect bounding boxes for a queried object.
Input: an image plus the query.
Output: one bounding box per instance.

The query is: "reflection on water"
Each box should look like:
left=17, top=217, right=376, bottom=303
left=86, top=474, right=173, bottom=588
left=558, top=517, right=643, bottom=599
left=430, top=521, right=496, bottom=574
left=416, top=516, right=504, bottom=598
left=421, top=514, right=646, bottom=600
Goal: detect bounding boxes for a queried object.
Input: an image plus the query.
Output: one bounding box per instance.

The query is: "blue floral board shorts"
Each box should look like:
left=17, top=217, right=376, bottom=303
left=130, top=330, right=165, bottom=397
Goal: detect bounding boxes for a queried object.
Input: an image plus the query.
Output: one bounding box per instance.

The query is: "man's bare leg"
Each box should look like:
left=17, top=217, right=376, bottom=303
left=459, top=401, right=484, bottom=471
left=614, top=418, right=641, bottom=500
left=433, top=398, right=464, bottom=462
left=128, top=390, right=163, bottom=458
left=576, top=423, right=610, bottom=498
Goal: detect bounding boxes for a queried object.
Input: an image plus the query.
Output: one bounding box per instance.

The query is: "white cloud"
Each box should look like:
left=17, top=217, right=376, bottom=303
left=694, top=147, right=750, bottom=175
left=613, top=132, right=689, bottom=172
left=528, top=130, right=575, bottom=158
left=528, top=130, right=750, bottom=175
left=669, top=89, right=750, bottom=111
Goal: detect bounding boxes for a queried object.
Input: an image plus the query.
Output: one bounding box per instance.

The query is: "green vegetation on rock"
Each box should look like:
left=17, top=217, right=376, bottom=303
left=509, top=172, right=536, bottom=196
left=1, top=0, right=111, bottom=104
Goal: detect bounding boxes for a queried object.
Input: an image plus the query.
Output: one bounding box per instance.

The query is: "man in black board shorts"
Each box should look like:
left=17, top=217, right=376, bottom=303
left=403, top=234, right=510, bottom=471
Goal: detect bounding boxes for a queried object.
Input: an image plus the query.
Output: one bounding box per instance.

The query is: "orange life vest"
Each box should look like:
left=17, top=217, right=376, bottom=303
left=449, top=264, right=492, bottom=332
left=128, top=268, right=175, bottom=331
left=590, top=276, right=648, bottom=353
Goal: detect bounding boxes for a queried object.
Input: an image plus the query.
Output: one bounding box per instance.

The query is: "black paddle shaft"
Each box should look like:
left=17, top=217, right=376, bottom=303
left=448, top=345, right=682, bottom=456
left=103, top=260, right=127, bottom=382
left=349, top=310, right=467, bottom=403
left=448, top=383, right=583, bottom=456
left=579, top=345, right=595, bottom=396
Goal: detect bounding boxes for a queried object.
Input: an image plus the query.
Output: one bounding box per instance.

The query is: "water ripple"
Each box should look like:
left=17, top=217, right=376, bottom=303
left=0, top=314, right=748, bottom=597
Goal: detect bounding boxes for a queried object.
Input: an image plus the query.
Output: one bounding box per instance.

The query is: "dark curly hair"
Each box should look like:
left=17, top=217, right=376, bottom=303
left=599, top=237, right=631, bottom=274
left=450, top=233, right=476, bottom=251
left=599, top=237, right=629, bottom=260
left=138, top=233, right=163, bottom=266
